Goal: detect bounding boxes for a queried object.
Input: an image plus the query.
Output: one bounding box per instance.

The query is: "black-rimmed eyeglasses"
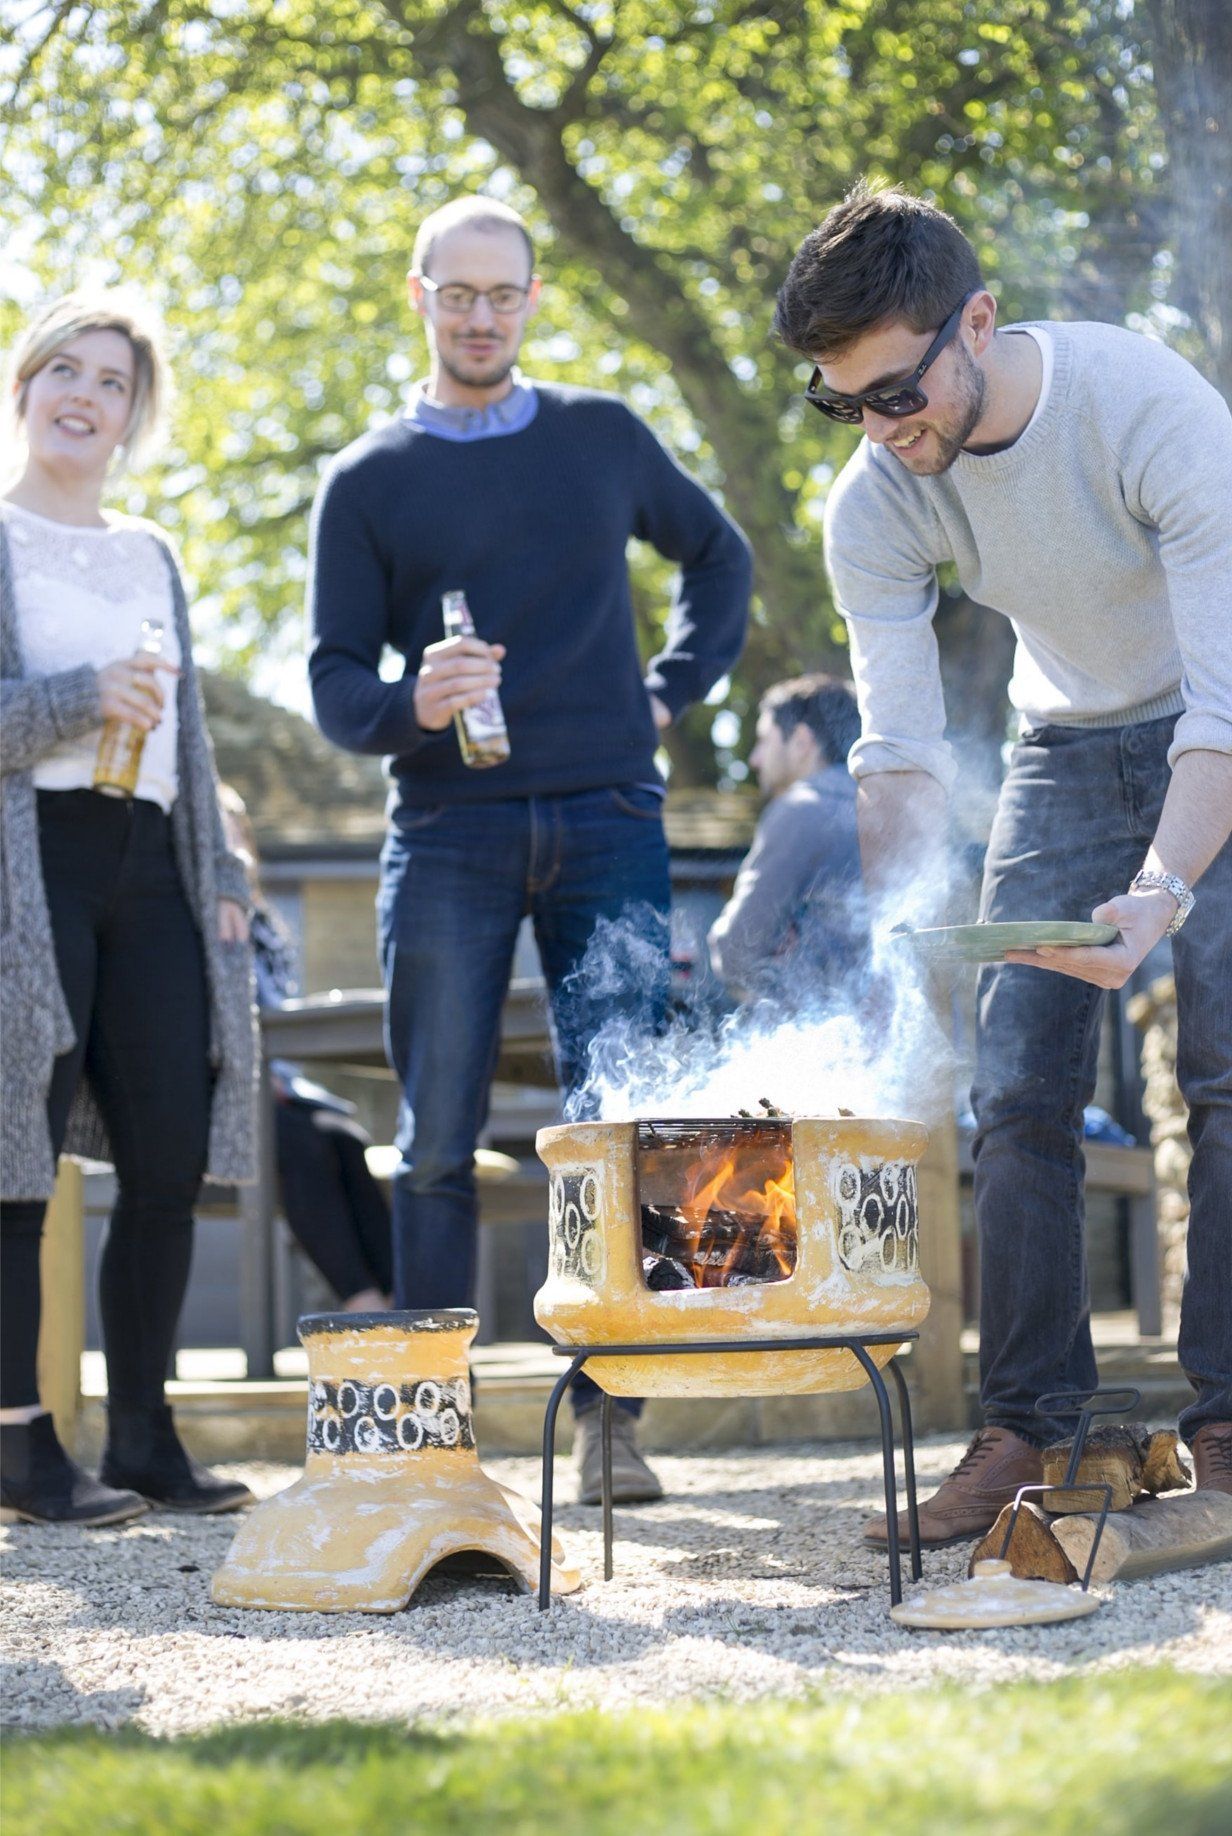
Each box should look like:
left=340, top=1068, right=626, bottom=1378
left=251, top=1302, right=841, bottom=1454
left=803, top=292, right=976, bottom=424
left=418, top=276, right=532, bottom=315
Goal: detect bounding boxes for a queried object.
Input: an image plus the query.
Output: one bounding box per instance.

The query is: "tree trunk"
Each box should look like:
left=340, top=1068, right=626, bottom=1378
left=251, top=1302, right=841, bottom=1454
left=1146, top=0, right=1232, bottom=404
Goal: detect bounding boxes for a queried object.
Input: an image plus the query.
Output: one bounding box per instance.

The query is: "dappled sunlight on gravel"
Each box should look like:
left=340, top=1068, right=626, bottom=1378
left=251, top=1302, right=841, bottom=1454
left=3, top=1438, right=1229, bottom=1734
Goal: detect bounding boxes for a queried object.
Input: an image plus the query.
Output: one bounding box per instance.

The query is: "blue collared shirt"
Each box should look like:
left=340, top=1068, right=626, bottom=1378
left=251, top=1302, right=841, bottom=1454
left=405, top=375, right=539, bottom=442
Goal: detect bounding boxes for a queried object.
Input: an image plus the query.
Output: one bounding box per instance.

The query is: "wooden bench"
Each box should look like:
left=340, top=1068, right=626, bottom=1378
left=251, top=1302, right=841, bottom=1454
left=956, top=1131, right=1161, bottom=1337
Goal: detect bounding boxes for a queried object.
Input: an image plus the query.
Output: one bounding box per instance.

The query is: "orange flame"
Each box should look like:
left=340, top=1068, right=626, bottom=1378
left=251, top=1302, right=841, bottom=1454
left=675, top=1143, right=797, bottom=1287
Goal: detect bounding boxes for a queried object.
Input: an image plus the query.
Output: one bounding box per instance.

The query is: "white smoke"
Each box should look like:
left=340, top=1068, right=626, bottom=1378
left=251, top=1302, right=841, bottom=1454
left=563, top=902, right=957, bottom=1127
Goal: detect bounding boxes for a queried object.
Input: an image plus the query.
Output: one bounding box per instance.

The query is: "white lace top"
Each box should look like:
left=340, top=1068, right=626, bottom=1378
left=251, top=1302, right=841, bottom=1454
left=3, top=501, right=181, bottom=810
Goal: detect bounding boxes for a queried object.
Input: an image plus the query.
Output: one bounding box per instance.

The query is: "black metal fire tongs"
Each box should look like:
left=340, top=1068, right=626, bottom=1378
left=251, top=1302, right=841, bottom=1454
left=996, top=1386, right=1143, bottom=1591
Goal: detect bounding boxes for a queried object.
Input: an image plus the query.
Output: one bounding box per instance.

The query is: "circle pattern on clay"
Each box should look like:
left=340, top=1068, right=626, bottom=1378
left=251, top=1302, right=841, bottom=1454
left=835, top=1161, right=919, bottom=1275
left=307, top=1376, right=474, bottom=1455
left=548, top=1168, right=606, bottom=1288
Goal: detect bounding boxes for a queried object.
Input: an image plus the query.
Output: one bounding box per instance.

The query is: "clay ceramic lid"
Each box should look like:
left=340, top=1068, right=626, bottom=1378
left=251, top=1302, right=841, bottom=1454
left=890, top=1559, right=1103, bottom=1629
left=890, top=920, right=1119, bottom=965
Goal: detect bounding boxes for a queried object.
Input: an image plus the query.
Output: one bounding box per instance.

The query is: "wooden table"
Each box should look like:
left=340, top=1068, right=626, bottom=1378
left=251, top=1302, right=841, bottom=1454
left=955, top=1130, right=1161, bottom=1337
left=240, top=982, right=556, bottom=1375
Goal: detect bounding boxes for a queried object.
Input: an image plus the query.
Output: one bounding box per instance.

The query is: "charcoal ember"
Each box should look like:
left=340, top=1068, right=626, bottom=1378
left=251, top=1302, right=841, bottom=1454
left=642, top=1254, right=693, bottom=1291
left=640, top=1204, right=794, bottom=1288
left=640, top=1204, right=687, bottom=1260
left=695, top=1213, right=784, bottom=1282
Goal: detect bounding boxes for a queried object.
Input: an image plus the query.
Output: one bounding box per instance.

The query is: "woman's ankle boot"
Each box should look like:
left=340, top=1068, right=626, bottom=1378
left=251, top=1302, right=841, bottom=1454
left=0, top=1412, right=147, bottom=1527
left=100, top=1402, right=253, bottom=1514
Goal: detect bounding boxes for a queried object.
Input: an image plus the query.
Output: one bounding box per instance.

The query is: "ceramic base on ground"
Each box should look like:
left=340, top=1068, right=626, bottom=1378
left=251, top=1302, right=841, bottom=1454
left=211, top=1310, right=579, bottom=1613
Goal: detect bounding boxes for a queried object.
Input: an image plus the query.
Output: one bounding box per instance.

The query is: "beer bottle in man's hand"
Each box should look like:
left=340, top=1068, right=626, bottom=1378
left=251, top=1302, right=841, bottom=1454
left=93, top=619, right=166, bottom=798
left=441, top=590, right=510, bottom=769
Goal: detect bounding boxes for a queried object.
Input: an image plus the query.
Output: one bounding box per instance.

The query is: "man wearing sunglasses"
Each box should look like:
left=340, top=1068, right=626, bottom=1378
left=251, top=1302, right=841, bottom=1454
left=309, top=196, right=751, bottom=1509
left=776, top=182, right=1232, bottom=1542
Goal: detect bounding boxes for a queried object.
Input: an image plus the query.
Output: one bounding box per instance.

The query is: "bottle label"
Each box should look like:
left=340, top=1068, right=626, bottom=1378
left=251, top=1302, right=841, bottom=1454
left=463, top=692, right=507, bottom=743
left=442, top=590, right=508, bottom=764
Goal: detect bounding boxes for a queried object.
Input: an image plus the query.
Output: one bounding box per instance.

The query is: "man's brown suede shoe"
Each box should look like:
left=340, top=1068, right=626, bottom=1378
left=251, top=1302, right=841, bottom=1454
left=1189, top=1423, right=1232, bottom=1496
left=863, top=1425, right=1043, bottom=1548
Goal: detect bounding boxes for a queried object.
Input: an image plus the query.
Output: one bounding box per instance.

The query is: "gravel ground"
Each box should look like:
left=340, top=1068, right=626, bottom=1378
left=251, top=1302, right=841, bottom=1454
left=3, top=1437, right=1230, bottom=1734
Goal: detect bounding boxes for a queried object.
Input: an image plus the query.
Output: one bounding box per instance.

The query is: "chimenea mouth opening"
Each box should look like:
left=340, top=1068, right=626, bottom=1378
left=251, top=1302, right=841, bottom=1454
left=636, top=1118, right=797, bottom=1291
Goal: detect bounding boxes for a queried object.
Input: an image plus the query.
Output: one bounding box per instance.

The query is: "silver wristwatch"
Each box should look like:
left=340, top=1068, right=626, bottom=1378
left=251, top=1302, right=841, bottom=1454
left=1130, top=869, right=1194, bottom=936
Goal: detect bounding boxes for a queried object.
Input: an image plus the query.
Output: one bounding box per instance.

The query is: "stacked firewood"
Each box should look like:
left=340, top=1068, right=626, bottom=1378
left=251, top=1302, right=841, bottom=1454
left=969, top=1429, right=1232, bottom=1583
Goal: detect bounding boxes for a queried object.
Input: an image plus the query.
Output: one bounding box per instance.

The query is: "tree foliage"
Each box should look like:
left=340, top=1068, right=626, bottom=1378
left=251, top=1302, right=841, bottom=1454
left=0, top=2, right=1183, bottom=778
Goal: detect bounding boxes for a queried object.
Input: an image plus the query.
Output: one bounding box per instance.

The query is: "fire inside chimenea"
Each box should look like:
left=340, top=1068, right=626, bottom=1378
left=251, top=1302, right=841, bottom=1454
left=638, top=1121, right=797, bottom=1291
left=535, top=1111, right=931, bottom=1397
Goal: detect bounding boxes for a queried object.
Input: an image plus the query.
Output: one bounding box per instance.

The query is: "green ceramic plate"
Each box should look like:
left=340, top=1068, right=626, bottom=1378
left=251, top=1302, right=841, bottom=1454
left=890, top=920, right=1120, bottom=964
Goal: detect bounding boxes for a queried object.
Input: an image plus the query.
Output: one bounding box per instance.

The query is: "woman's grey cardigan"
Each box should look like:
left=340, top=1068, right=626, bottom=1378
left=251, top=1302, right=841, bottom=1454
left=0, top=516, right=257, bottom=1200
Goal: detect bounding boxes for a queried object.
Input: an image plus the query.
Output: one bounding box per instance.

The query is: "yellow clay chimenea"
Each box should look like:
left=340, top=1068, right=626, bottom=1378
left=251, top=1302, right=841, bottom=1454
left=534, top=1116, right=930, bottom=1397
left=211, top=1309, right=579, bottom=1612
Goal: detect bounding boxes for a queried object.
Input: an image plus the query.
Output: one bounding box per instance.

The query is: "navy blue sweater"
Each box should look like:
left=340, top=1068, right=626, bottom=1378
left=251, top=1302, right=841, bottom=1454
left=308, top=384, right=752, bottom=803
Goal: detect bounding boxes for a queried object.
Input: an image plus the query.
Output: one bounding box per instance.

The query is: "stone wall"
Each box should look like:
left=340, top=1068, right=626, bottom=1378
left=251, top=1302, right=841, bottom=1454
left=1127, top=974, right=1189, bottom=1334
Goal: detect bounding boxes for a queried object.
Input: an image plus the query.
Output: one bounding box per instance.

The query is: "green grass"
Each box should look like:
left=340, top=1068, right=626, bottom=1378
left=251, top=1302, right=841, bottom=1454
left=3, top=1670, right=1230, bottom=1836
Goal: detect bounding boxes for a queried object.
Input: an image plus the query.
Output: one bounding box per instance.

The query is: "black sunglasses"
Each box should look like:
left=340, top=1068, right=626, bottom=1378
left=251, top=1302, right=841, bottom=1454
left=803, top=292, right=977, bottom=424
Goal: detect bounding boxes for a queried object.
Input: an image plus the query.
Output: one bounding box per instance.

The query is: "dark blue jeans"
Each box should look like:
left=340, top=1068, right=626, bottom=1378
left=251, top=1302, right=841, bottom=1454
left=378, top=786, right=672, bottom=1414
left=971, top=716, right=1232, bottom=1445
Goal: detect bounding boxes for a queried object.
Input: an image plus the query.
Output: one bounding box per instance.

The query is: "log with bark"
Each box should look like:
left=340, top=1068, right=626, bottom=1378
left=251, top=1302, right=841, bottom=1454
left=1052, top=1491, right=1232, bottom=1583
left=970, top=1501, right=1079, bottom=1585
left=971, top=1489, right=1232, bottom=1584
left=1041, top=1428, right=1192, bottom=1513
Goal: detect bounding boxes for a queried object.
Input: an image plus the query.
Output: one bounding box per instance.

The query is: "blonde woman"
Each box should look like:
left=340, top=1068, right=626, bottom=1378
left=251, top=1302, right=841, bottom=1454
left=1, top=292, right=256, bottom=1524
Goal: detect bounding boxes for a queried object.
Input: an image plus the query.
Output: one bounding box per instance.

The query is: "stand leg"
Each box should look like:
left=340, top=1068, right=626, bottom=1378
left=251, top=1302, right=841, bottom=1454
left=539, top=1355, right=586, bottom=1611
left=852, top=1345, right=903, bottom=1608
left=888, top=1359, right=922, bottom=1582
left=601, top=1393, right=614, bottom=1582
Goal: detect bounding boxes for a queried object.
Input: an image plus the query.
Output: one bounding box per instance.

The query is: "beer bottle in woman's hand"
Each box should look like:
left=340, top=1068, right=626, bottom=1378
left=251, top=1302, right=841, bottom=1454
left=93, top=619, right=166, bottom=798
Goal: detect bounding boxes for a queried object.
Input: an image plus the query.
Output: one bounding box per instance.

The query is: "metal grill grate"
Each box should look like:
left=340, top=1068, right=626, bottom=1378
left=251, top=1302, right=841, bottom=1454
left=635, top=1117, right=792, bottom=1153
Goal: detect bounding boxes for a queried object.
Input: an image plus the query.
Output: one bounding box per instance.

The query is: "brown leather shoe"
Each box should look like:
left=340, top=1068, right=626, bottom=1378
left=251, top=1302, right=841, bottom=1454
left=1189, top=1423, right=1232, bottom=1496
left=863, top=1426, right=1043, bottom=1548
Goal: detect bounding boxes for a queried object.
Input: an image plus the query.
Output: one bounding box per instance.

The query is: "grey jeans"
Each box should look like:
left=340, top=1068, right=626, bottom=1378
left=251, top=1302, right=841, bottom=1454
left=970, top=715, right=1232, bottom=1445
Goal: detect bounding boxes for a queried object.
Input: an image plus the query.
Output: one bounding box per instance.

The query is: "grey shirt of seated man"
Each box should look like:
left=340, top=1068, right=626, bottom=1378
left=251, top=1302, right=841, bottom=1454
left=708, top=675, right=864, bottom=998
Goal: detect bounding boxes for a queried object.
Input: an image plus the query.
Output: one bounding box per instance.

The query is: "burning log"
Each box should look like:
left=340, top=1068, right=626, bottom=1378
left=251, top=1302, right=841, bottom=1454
left=641, top=1253, right=693, bottom=1292
left=638, top=1126, right=798, bottom=1291
left=1041, top=1427, right=1192, bottom=1514
left=641, top=1205, right=794, bottom=1287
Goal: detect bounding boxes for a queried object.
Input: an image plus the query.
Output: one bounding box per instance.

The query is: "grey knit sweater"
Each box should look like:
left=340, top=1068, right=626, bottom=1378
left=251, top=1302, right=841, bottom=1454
left=824, top=321, right=1232, bottom=790
left=0, top=513, right=257, bottom=1200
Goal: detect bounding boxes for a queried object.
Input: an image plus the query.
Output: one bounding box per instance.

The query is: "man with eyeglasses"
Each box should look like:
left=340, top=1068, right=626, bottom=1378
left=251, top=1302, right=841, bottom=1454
left=775, top=181, right=1232, bottom=1541
left=309, top=196, right=751, bottom=1507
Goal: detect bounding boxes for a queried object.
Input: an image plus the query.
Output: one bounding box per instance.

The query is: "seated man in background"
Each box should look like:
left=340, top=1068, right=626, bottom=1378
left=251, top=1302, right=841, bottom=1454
left=708, top=674, right=864, bottom=1001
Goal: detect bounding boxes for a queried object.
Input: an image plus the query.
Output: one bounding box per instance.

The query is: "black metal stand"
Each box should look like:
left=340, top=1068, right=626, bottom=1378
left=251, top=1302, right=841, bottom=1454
left=538, top=1331, right=922, bottom=1611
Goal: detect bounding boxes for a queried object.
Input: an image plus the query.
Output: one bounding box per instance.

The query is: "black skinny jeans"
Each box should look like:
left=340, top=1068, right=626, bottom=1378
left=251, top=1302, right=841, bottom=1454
left=0, top=791, right=212, bottom=1410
